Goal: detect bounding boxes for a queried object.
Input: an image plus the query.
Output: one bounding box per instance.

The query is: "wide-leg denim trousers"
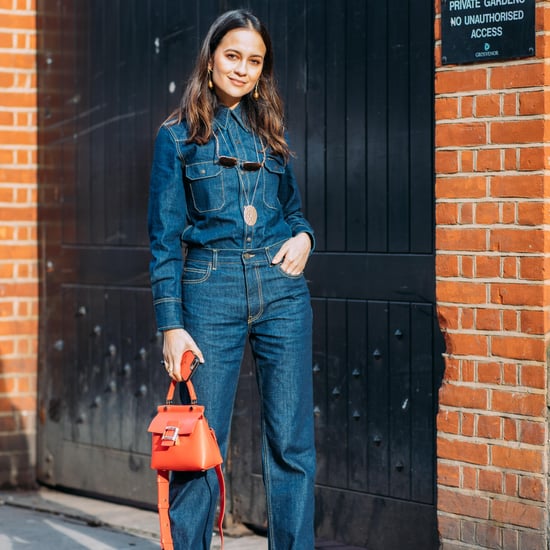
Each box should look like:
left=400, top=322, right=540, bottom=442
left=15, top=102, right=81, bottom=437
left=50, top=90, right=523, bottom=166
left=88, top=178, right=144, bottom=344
left=169, top=243, right=316, bottom=550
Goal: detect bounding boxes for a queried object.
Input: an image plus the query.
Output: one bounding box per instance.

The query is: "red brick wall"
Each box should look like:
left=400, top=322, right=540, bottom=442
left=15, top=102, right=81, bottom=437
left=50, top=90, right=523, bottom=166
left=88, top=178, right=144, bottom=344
left=0, top=0, right=38, bottom=488
left=435, top=1, right=549, bottom=548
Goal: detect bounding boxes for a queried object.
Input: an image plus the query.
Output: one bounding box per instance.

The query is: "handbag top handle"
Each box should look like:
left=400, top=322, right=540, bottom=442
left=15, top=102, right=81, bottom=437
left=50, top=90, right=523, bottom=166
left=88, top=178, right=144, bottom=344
left=165, top=351, right=200, bottom=405
left=166, top=378, right=197, bottom=405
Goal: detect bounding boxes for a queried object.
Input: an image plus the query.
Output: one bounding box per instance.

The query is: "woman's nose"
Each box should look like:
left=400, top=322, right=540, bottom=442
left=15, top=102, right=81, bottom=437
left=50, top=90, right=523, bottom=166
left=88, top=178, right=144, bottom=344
left=234, top=60, right=247, bottom=75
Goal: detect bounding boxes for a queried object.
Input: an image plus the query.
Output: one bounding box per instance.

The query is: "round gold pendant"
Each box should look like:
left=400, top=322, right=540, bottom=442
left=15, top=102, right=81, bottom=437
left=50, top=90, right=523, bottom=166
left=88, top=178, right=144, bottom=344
left=244, top=205, right=258, bottom=226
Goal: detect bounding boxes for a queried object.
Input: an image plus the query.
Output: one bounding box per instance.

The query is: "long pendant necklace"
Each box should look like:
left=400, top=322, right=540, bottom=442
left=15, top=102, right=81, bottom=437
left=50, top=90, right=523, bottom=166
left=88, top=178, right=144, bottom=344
left=243, top=202, right=258, bottom=226
left=241, top=166, right=261, bottom=226
left=218, top=131, right=264, bottom=227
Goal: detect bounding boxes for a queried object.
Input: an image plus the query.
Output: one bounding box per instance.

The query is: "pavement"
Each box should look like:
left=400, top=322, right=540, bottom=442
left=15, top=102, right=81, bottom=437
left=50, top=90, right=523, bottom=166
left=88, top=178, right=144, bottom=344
left=0, top=487, right=267, bottom=549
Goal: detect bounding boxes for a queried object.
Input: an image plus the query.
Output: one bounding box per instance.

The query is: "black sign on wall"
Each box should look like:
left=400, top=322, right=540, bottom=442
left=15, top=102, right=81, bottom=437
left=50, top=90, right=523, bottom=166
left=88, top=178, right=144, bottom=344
left=441, top=0, right=535, bottom=65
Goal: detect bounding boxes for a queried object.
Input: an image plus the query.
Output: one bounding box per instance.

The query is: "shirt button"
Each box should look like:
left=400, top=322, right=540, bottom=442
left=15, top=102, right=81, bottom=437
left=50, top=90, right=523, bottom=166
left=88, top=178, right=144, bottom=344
left=246, top=237, right=252, bottom=243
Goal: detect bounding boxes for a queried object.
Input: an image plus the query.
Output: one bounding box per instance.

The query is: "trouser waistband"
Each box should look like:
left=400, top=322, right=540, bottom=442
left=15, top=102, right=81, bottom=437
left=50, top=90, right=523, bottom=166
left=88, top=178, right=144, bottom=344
left=185, top=240, right=285, bottom=268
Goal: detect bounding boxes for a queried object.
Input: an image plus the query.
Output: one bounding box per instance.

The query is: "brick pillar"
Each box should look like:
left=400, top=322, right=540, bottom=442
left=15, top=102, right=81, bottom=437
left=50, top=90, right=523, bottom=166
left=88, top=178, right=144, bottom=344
left=435, top=2, right=549, bottom=549
left=0, top=0, right=38, bottom=488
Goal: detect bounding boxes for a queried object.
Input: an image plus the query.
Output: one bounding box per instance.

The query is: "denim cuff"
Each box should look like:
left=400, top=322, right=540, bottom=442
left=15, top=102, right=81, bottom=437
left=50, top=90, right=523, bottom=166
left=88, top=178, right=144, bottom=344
left=153, top=298, right=184, bottom=332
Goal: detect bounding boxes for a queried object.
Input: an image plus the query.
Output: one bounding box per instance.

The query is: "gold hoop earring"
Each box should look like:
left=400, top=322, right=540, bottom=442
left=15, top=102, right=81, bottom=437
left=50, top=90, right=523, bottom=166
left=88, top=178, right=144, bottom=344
left=253, top=81, right=260, bottom=100
left=208, top=69, right=214, bottom=90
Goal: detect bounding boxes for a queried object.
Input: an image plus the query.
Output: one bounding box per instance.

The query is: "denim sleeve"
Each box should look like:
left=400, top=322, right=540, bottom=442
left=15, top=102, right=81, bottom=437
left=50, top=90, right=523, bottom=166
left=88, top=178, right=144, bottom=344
left=278, top=158, right=316, bottom=252
left=147, top=125, right=186, bottom=331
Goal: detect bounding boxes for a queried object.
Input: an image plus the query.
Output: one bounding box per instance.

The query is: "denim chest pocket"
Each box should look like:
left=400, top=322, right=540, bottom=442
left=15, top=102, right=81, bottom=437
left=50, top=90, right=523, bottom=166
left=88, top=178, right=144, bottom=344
left=262, top=156, right=285, bottom=210
left=185, top=161, right=224, bottom=213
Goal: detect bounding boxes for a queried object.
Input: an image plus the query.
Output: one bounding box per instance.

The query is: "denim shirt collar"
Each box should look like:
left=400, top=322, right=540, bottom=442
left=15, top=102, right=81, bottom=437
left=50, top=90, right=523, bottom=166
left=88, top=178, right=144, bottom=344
left=214, top=103, right=250, bottom=133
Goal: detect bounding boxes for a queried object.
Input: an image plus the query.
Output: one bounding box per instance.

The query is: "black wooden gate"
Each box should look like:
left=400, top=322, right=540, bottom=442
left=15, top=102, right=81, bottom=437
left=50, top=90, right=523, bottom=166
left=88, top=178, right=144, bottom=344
left=37, top=1, right=443, bottom=548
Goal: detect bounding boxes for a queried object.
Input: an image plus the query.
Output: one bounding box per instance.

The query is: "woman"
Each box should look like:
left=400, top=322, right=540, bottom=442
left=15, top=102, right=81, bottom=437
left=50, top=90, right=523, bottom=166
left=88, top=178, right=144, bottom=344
left=148, top=9, right=315, bottom=549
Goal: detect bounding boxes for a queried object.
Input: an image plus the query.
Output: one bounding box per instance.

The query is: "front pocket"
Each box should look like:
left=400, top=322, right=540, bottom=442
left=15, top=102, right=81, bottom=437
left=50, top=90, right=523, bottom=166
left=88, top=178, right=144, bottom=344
left=182, top=259, right=211, bottom=284
left=185, top=161, right=225, bottom=213
left=275, top=263, right=304, bottom=280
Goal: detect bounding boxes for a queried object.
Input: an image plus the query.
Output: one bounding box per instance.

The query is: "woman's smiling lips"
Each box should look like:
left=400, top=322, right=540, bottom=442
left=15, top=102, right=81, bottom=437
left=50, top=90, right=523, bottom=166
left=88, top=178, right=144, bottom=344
left=228, top=77, right=246, bottom=86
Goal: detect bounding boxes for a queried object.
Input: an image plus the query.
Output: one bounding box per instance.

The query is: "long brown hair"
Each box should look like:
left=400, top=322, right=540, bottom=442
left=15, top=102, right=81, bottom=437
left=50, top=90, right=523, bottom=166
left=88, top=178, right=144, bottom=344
left=169, top=10, right=290, bottom=160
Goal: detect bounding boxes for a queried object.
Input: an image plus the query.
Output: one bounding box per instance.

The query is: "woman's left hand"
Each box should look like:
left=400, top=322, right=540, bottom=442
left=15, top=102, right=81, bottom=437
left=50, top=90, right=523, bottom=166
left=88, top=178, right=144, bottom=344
left=271, top=232, right=311, bottom=275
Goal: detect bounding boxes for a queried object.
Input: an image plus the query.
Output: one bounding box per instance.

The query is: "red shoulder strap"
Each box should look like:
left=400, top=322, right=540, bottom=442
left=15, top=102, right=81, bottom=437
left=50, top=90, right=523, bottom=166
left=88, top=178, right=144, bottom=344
left=157, top=470, right=173, bottom=550
left=157, top=467, right=225, bottom=550
left=215, top=464, right=226, bottom=548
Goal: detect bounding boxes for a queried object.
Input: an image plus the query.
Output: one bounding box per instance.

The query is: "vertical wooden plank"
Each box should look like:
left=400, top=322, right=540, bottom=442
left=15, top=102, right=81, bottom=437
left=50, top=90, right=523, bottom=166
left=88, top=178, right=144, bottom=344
left=149, top=0, right=166, bottom=129
left=275, top=0, right=308, bottom=207
left=118, top=0, right=144, bottom=246
left=305, top=0, right=326, bottom=250
left=74, top=2, right=92, bottom=245
left=366, top=301, right=389, bottom=494
left=115, top=2, right=129, bottom=246
left=162, top=1, right=196, bottom=118
left=346, top=0, right=367, bottom=252
left=325, top=0, right=346, bottom=251
left=347, top=300, right=368, bottom=491
left=71, top=286, right=102, bottom=446
left=325, top=301, right=348, bottom=487
left=410, top=302, right=436, bottom=504
left=60, top=286, right=78, bottom=433
left=366, top=2, right=388, bottom=252
left=61, top=1, right=81, bottom=245
left=100, top=289, right=121, bottom=449
left=388, top=303, right=412, bottom=499
left=131, top=0, right=153, bottom=248
left=410, top=0, right=434, bottom=254
left=118, top=289, right=136, bottom=452
left=88, top=5, right=106, bottom=245
left=387, top=0, right=410, bottom=253
left=88, top=287, right=108, bottom=445
left=102, top=1, right=122, bottom=246
left=262, top=0, right=286, bottom=110
left=198, top=0, right=219, bottom=43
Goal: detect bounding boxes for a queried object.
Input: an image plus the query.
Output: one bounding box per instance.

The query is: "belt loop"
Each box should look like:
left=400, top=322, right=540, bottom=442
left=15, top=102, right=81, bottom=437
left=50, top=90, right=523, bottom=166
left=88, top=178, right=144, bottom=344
left=265, top=242, right=276, bottom=264
left=212, top=249, right=218, bottom=270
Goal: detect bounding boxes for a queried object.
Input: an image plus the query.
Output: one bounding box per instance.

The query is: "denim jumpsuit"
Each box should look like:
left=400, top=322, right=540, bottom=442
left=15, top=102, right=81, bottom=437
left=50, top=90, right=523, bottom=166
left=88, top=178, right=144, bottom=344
left=147, top=105, right=316, bottom=549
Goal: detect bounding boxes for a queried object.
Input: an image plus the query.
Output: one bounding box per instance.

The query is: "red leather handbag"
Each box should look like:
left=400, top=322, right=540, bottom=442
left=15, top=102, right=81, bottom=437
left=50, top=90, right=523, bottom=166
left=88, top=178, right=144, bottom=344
left=148, top=351, right=225, bottom=550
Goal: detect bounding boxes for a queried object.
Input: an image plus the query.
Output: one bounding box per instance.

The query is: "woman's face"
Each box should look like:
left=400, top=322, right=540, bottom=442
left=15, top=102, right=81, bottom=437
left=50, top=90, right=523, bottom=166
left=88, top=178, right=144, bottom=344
left=209, top=28, right=266, bottom=109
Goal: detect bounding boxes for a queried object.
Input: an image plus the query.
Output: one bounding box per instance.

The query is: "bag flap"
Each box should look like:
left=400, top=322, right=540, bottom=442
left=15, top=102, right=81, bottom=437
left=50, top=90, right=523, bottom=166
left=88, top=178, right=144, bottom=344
left=147, top=405, right=205, bottom=436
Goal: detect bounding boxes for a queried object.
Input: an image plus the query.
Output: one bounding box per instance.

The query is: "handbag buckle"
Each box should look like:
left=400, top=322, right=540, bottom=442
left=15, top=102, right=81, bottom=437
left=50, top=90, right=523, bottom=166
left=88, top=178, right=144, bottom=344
left=161, top=425, right=179, bottom=442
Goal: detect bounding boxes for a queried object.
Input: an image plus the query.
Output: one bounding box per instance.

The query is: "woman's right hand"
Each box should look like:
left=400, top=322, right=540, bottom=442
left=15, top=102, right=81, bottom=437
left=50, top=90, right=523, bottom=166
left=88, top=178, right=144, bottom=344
left=162, top=328, right=204, bottom=382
